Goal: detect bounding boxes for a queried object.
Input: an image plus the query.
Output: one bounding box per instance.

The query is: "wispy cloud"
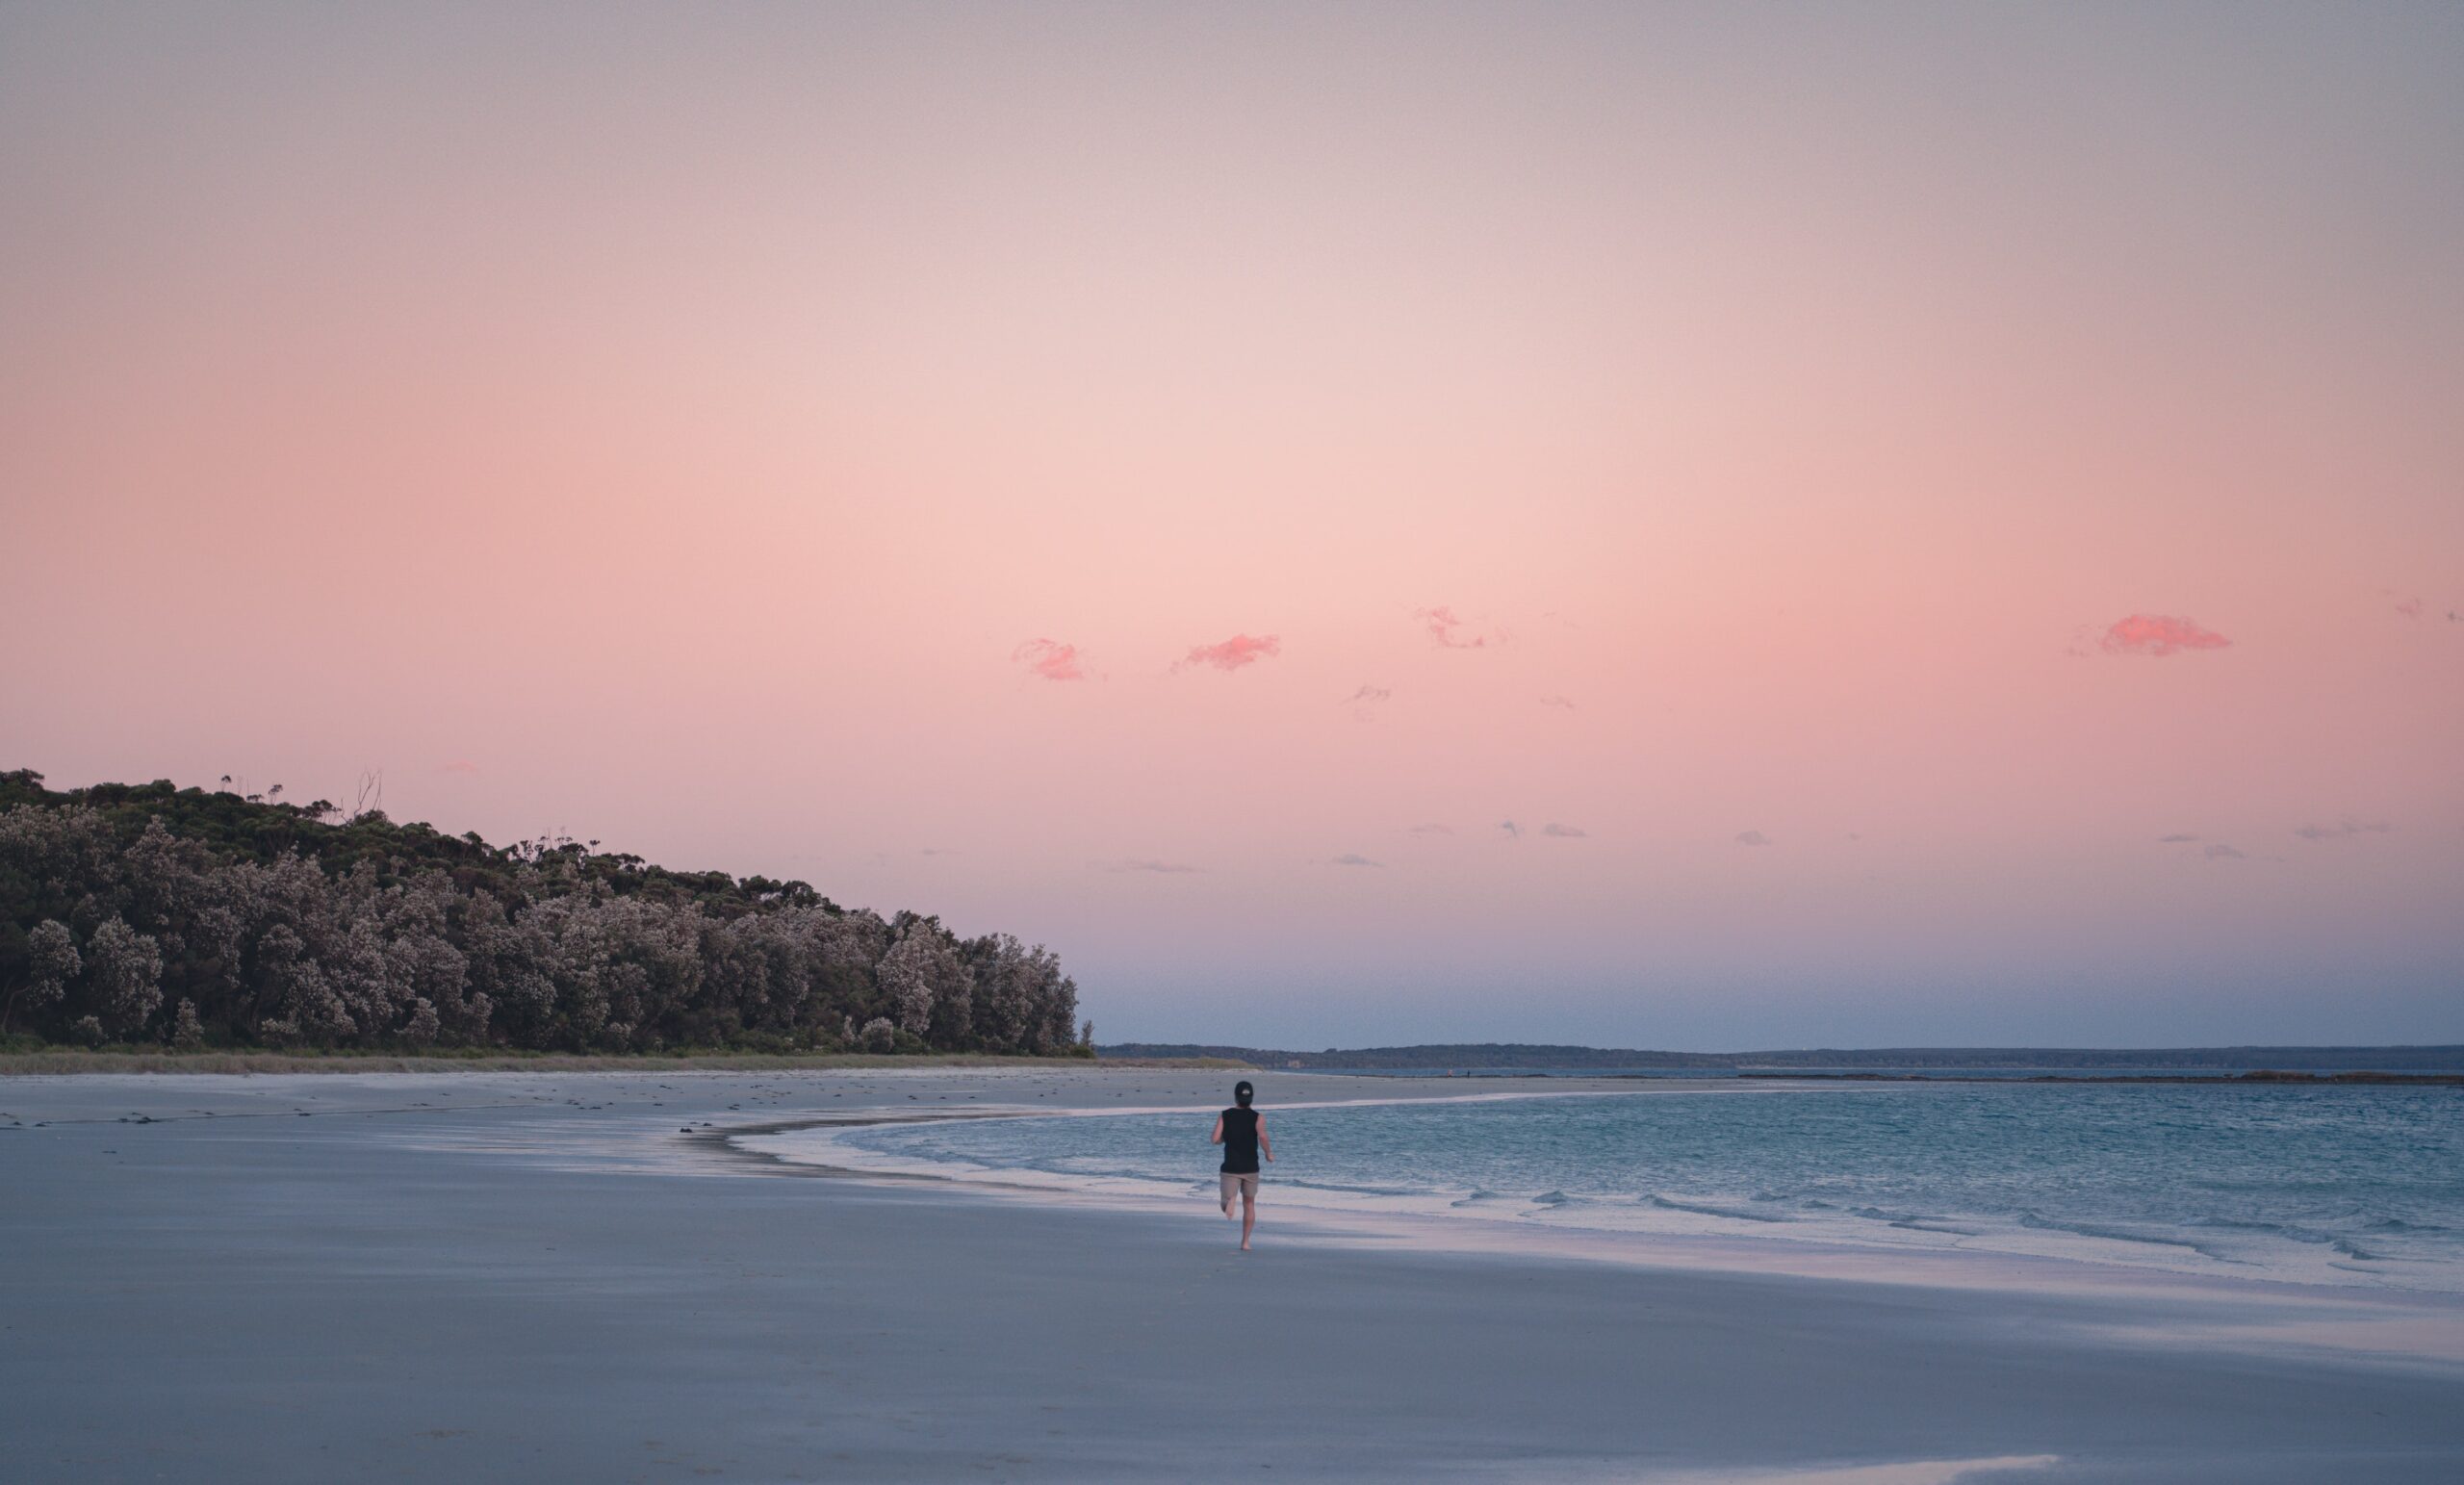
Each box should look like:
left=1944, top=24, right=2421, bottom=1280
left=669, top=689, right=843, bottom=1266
left=2293, top=820, right=2392, bottom=842
left=1416, top=605, right=1496, bottom=650
left=1343, top=684, right=1393, bottom=705
left=2099, top=614, right=2230, bottom=657
left=1499, top=821, right=1523, bottom=840
left=2203, top=843, right=2246, bottom=859
left=2394, top=597, right=2424, bottom=619
left=438, top=759, right=481, bottom=775
left=2157, top=833, right=2199, bottom=844
left=1539, top=694, right=1577, bottom=710
left=1180, top=633, right=1281, bottom=672
left=1100, top=858, right=1203, bottom=874
left=1735, top=830, right=1772, bottom=847
left=1541, top=823, right=1587, bottom=838
left=1408, top=823, right=1453, bottom=836
left=1012, top=637, right=1088, bottom=681
left=1331, top=853, right=1383, bottom=867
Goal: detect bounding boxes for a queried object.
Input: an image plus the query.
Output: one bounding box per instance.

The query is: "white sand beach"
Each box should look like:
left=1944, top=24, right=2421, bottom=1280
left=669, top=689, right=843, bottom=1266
left=4, top=1066, right=2459, bottom=1483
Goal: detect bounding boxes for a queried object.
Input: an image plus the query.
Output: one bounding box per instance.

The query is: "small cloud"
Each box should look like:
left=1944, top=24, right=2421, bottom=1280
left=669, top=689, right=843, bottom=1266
left=2157, top=833, right=2200, bottom=844
left=1101, top=858, right=1203, bottom=874
left=1180, top=633, right=1281, bottom=672
left=2203, top=843, right=2246, bottom=859
left=2293, top=820, right=2392, bottom=842
left=1408, top=823, right=1453, bottom=836
left=2099, top=614, right=2230, bottom=657
left=1416, top=605, right=1497, bottom=650
left=438, top=760, right=481, bottom=775
left=1540, top=823, right=1587, bottom=838
left=2394, top=597, right=2424, bottom=619
left=1331, top=853, right=1383, bottom=867
left=1539, top=695, right=1577, bottom=710
left=920, top=848, right=957, bottom=857
left=1012, top=637, right=1088, bottom=681
left=1499, top=821, right=1522, bottom=840
left=1014, top=638, right=1091, bottom=680
left=1735, top=830, right=1772, bottom=847
left=1343, top=684, right=1393, bottom=706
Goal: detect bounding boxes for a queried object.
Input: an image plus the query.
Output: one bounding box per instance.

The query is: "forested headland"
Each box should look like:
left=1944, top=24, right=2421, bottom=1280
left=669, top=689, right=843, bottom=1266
left=0, top=771, right=1086, bottom=1058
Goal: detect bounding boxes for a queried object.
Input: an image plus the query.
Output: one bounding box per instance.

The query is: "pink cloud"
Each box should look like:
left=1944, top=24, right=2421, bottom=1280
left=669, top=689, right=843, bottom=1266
left=1416, top=605, right=1490, bottom=649
left=437, top=759, right=481, bottom=775
left=2099, top=614, right=2230, bottom=657
left=1181, top=633, right=1281, bottom=672
left=1012, top=637, right=1087, bottom=681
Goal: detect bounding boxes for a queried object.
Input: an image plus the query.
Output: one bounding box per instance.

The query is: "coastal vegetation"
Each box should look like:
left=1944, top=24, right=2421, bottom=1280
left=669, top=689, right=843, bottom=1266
left=0, top=771, right=1087, bottom=1058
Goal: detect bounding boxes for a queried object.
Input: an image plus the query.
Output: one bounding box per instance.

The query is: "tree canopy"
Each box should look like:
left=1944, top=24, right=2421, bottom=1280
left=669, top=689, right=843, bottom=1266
left=0, top=770, right=1085, bottom=1057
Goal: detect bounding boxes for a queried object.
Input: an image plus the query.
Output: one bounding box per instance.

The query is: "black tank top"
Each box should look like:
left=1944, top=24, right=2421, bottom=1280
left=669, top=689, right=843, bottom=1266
left=1219, top=1107, right=1260, bottom=1173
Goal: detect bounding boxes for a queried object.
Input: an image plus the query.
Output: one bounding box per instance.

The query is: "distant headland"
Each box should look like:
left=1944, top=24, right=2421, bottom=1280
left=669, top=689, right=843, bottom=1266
left=0, top=771, right=1087, bottom=1059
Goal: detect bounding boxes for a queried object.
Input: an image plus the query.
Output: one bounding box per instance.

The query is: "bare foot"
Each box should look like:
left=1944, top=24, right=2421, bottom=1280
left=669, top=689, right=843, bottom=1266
left=1240, top=1242, right=1251, bottom=1251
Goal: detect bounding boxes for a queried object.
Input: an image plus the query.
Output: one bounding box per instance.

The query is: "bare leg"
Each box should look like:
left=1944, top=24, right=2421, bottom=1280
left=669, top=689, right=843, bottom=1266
left=1240, top=1188, right=1256, bottom=1250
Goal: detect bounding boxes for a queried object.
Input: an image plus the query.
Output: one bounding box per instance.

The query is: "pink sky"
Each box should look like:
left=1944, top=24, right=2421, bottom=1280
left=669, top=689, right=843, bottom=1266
left=3, top=4, right=2458, bottom=1046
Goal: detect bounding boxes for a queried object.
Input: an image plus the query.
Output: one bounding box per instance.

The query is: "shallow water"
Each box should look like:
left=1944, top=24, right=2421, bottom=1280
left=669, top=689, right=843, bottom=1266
left=818, top=1081, right=2464, bottom=1292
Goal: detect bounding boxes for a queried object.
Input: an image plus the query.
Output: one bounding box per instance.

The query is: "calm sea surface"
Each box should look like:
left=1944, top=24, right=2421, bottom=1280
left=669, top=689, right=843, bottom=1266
left=821, top=1081, right=2464, bottom=1292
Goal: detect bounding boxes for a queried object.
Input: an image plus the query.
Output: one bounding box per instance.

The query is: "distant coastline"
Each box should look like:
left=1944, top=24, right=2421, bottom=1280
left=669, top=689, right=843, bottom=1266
left=1098, top=1041, right=2464, bottom=1074
left=1731, top=1069, right=2464, bottom=1087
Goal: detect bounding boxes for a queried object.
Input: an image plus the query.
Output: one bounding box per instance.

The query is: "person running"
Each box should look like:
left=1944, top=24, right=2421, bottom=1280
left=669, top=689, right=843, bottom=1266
left=1209, top=1081, right=1272, bottom=1250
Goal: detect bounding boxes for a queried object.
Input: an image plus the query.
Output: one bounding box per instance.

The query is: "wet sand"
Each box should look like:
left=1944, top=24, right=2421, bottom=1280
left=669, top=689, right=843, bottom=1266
left=3, top=1067, right=2459, bottom=1482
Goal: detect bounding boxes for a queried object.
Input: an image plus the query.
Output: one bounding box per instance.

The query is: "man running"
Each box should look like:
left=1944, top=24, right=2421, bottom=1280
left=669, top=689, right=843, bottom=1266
left=1209, top=1081, right=1272, bottom=1250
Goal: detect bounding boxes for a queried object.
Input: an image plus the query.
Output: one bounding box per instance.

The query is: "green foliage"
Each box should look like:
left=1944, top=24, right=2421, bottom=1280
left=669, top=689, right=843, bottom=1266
left=0, top=769, right=1081, bottom=1057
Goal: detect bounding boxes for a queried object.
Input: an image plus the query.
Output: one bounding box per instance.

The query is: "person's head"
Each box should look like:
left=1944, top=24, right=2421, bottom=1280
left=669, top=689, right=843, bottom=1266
left=1234, top=1081, right=1254, bottom=1109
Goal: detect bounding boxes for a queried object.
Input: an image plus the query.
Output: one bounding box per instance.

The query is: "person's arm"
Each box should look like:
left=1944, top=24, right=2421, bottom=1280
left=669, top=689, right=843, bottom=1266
left=1258, top=1116, right=1272, bottom=1163
left=1209, top=1114, right=1224, bottom=1146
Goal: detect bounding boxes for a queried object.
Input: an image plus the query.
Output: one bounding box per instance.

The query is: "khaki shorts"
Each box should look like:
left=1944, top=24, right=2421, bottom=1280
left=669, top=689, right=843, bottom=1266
left=1219, top=1171, right=1260, bottom=1205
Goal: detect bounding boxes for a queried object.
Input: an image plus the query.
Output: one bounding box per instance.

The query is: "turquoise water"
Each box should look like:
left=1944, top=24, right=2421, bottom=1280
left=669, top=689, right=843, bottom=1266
left=824, top=1083, right=2464, bottom=1291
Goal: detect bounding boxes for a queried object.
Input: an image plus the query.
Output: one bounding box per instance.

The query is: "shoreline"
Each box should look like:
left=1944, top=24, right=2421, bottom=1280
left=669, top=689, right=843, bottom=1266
left=7, top=1066, right=2461, bottom=1481
left=728, top=1088, right=2464, bottom=1344
left=13, top=1049, right=2452, bottom=1089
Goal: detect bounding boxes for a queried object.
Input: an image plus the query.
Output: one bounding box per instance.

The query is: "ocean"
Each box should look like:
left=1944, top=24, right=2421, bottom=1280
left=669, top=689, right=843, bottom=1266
left=803, top=1079, right=2464, bottom=1292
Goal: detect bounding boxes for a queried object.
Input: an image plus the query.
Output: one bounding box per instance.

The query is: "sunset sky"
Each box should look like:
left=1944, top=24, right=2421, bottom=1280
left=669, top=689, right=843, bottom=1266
left=4, top=3, right=2458, bottom=1048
